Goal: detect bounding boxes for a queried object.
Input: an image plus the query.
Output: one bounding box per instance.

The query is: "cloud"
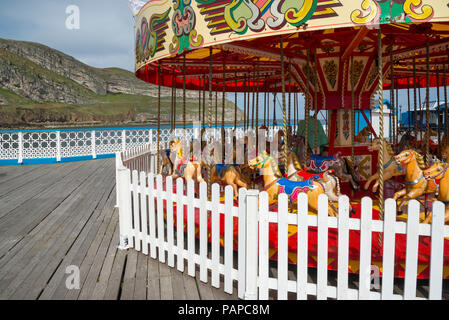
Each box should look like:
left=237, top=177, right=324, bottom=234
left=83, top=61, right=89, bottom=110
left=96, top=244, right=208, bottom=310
left=0, top=0, right=136, bottom=71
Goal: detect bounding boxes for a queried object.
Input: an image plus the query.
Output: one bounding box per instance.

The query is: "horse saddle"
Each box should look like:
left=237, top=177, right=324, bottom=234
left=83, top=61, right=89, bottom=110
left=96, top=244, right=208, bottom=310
left=276, top=177, right=317, bottom=202
left=309, top=154, right=338, bottom=172
left=296, top=170, right=326, bottom=181
left=215, top=164, right=229, bottom=178
left=175, top=163, right=187, bottom=176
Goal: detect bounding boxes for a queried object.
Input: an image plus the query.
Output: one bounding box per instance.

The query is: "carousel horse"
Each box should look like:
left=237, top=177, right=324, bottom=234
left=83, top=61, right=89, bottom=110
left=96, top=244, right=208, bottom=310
left=248, top=152, right=338, bottom=216
left=423, top=160, right=449, bottom=224
left=393, top=149, right=438, bottom=212
left=169, top=140, right=205, bottom=183
left=441, top=145, right=449, bottom=163
left=412, top=129, right=439, bottom=154
left=289, top=135, right=306, bottom=168
left=397, top=131, right=415, bottom=153
left=285, top=151, right=343, bottom=213
left=442, top=132, right=449, bottom=147
left=160, top=148, right=173, bottom=176
left=209, top=164, right=249, bottom=196
left=285, top=150, right=356, bottom=216
left=364, top=138, right=406, bottom=193
left=307, top=152, right=360, bottom=191
left=354, top=126, right=371, bottom=143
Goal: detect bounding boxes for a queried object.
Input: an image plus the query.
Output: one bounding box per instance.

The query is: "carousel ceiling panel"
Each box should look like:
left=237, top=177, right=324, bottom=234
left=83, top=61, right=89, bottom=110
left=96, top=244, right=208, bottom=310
left=320, top=57, right=340, bottom=92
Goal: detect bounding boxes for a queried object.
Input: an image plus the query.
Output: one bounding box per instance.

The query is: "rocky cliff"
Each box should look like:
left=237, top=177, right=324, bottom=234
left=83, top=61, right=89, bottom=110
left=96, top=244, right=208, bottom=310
left=0, top=38, right=201, bottom=104
left=0, top=38, right=241, bottom=128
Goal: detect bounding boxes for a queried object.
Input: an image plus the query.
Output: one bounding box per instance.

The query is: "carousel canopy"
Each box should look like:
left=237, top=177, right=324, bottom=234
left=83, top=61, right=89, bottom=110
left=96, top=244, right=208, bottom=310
left=133, top=1, right=449, bottom=109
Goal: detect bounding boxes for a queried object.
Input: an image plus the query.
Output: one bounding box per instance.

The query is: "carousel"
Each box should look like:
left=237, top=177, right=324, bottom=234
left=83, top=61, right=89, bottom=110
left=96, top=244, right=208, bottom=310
left=131, top=0, right=449, bottom=279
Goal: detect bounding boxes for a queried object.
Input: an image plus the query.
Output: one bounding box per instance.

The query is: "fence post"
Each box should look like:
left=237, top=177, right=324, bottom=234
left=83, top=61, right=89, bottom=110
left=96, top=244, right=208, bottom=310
left=245, top=189, right=259, bottom=300
left=18, top=132, right=23, bottom=164
left=56, top=131, right=61, bottom=162
left=116, top=152, right=132, bottom=250
left=122, top=129, right=126, bottom=152
left=91, top=130, right=96, bottom=159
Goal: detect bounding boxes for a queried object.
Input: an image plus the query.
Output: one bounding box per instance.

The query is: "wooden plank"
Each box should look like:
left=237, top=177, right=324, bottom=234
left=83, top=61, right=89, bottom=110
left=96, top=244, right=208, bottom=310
left=0, top=161, right=113, bottom=299
left=36, top=162, right=115, bottom=300
left=37, top=178, right=116, bottom=300
left=381, top=198, right=397, bottom=300
left=337, top=196, right=350, bottom=300
left=297, top=192, right=308, bottom=300
left=170, top=267, right=187, bottom=300
left=90, top=222, right=120, bottom=300
left=133, top=252, right=148, bottom=300
left=183, top=272, right=200, bottom=300
left=277, top=193, right=288, bottom=300
left=120, top=249, right=138, bottom=300
left=77, top=207, right=120, bottom=300
left=147, top=257, right=161, bottom=300
left=195, top=271, right=215, bottom=300
left=0, top=160, right=103, bottom=262
left=62, top=170, right=118, bottom=300
left=403, top=200, right=420, bottom=299
left=224, top=185, right=233, bottom=294
left=159, top=262, right=174, bottom=300
left=42, top=181, right=116, bottom=300
left=0, top=161, right=100, bottom=258
left=103, top=249, right=127, bottom=300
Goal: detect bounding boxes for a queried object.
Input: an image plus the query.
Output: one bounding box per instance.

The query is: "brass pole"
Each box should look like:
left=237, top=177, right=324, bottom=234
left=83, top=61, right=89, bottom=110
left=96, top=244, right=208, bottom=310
left=280, top=37, right=288, bottom=169
left=377, top=28, right=385, bottom=246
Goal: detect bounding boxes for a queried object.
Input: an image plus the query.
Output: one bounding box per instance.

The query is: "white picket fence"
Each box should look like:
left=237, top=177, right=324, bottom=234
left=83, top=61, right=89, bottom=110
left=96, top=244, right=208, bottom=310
left=116, top=163, right=449, bottom=300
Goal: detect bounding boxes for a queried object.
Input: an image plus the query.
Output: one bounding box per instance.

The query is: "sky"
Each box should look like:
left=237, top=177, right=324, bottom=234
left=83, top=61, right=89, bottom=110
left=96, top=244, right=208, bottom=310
left=0, top=0, right=136, bottom=71
left=0, top=1, right=441, bottom=122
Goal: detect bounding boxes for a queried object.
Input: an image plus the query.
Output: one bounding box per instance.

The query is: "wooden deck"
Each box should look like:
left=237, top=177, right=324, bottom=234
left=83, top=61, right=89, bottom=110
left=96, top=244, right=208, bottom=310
left=0, top=159, right=238, bottom=300
left=1, top=159, right=448, bottom=300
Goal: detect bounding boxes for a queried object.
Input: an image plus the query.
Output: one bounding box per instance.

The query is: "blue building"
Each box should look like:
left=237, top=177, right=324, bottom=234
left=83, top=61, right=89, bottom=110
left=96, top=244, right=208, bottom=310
left=399, top=101, right=448, bottom=130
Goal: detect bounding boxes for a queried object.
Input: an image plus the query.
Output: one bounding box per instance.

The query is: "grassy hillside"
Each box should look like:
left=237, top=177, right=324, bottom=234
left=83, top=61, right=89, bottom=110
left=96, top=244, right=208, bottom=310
left=0, top=38, right=242, bottom=129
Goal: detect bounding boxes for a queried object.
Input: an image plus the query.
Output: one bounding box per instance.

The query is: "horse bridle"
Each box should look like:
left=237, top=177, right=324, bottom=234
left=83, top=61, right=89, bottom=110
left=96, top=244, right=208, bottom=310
left=249, top=154, right=271, bottom=168
left=426, top=164, right=449, bottom=181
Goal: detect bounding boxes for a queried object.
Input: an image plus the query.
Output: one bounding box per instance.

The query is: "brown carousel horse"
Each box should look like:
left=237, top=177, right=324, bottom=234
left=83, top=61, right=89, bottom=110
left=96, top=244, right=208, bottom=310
left=169, top=140, right=205, bottom=183
left=248, top=152, right=338, bottom=216
left=441, top=145, right=449, bottom=163
left=423, top=160, right=449, bottom=224
left=354, top=126, right=371, bottom=143
left=364, top=138, right=406, bottom=193
left=306, top=152, right=360, bottom=191
left=393, top=149, right=438, bottom=212
left=209, top=164, right=250, bottom=196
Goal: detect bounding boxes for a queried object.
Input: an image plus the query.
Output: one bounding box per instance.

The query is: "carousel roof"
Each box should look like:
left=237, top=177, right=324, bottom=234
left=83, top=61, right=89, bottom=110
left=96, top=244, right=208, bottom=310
left=133, top=1, right=449, bottom=102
